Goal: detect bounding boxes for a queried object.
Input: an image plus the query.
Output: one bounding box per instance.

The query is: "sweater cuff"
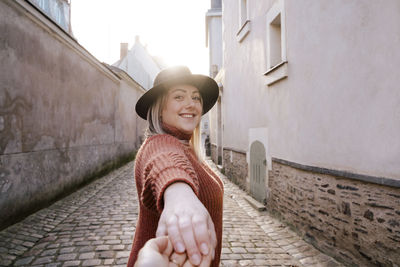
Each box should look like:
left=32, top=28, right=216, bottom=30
left=142, top=167, right=200, bottom=213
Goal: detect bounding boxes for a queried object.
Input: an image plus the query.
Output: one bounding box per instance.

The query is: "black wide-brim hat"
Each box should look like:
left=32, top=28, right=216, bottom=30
left=135, top=65, right=219, bottom=120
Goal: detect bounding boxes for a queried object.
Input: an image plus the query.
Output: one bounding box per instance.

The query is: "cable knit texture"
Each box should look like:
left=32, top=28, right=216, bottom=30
left=127, top=129, right=224, bottom=267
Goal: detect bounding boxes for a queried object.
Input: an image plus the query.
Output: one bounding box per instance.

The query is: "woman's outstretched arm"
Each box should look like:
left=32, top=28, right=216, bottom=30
left=156, top=182, right=216, bottom=266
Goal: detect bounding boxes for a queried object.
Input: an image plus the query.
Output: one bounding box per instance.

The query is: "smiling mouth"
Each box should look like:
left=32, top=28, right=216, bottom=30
left=180, top=114, right=195, bottom=118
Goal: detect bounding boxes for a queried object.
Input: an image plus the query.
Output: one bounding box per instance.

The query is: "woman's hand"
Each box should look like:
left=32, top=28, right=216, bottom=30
left=156, top=182, right=217, bottom=266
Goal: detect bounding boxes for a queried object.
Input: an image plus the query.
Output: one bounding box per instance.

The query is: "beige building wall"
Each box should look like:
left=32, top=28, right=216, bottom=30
left=221, top=0, right=400, bottom=180
left=216, top=0, right=400, bottom=265
left=0, top=0, right=146, bottom=230
left=221, top=1, right=272, bottom=150
left=274, top=0, right=400, bottom=180
left=206, top=1, right=223, bottom=163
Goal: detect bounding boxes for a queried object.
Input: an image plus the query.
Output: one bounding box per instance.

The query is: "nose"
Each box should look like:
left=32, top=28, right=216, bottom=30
left=184, top=96, right=196, bottom=107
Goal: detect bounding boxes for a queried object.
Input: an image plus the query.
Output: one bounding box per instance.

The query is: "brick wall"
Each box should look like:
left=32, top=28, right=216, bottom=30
left=268, top=160, right=400, bottom=266
left=210, top=144, right=218, bottom=164
left=223, top=148, right=247, bottom=190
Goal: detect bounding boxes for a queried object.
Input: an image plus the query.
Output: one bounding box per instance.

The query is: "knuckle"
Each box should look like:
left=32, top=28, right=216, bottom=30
left=192, top=216, right=206, bottom=227
left=166, top=216, right=177, bottom=226
left=178, top=218, right=192, bottom=230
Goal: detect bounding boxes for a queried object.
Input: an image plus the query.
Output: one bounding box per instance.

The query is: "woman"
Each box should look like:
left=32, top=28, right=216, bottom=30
left=127, top=66, right=223, bottom=267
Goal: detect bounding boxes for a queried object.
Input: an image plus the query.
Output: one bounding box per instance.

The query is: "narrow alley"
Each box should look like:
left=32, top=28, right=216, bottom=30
left=1, top=1, right=399, bottom=267
left=0, top=160, right=342, bottom=267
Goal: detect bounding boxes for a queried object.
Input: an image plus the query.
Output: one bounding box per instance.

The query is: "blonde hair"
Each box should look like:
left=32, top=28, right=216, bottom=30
left=146, top=88, right=204, bottom=161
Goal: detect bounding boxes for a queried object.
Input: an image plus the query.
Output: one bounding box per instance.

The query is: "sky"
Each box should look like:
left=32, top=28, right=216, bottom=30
left=70, top=0, right=211, bottom=75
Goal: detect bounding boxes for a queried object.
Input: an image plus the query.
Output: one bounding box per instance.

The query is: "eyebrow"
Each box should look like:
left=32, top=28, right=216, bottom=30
left=170, top=88, right=186, bottom=93
left=170, top=88, right=201, bottom=95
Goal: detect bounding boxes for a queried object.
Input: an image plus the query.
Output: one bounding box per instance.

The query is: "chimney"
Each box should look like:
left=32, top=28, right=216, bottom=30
left=120, top=43, right=128, bottom=60
left=135, top=35, right=140, bottom=44
left=211, top=0, right=222, bottom=9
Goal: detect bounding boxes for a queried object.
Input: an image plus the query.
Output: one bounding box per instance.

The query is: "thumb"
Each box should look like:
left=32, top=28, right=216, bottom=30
left=149, top=236, right=173, bottom=256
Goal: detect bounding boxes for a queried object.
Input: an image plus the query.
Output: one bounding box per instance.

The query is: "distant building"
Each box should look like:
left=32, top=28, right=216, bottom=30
left=205, top=0, right=222, bottom=160
left=206, top=0, right=222, bottom=78
left=208, top=1, right=400, bottom=266
left=113, top=36, right=165, bottom=90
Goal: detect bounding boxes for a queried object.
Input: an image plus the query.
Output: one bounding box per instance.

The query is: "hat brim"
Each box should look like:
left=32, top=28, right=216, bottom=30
left=135, top=74, right=219, bottom=120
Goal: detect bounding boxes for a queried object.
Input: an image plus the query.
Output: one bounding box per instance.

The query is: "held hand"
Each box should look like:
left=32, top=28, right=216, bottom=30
left=156, top=182, right=217, bottom=266
left=134, top=236, right=173, bottom=267
left=170, top=251, right=212, bottom=267
left=134, top=236, right=212, bottom=267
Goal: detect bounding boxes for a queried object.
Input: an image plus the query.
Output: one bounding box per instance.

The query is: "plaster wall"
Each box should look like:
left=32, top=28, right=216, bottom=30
left=207, top=7, right=223, bottom=154
left=0, top=0, right=145, bottom=229
left=208, top=104, right=218, bottom=149
left=221, top=0, right=400, bottom=180
left=208, top=14, right=223, bottom=74
left=271, top=0, right=400, bottom=180
left=221, top=1, right=273, bottom=151
left=115, top=79, right=146, bottom=146
left=217, top=1, right=400, bottom=264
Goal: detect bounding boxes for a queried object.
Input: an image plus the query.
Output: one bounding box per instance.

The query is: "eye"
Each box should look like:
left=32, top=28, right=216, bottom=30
left=192, top=95, right=202, bottom=101
left=173, top=95, right=184, bottom=100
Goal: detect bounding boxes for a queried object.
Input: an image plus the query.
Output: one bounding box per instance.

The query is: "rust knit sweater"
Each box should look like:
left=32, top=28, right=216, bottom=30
left=127, top=127, right=224, bottom=267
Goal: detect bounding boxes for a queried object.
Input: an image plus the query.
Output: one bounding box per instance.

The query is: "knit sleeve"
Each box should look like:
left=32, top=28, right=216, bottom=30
left=140, top=135, right=200, bottom=213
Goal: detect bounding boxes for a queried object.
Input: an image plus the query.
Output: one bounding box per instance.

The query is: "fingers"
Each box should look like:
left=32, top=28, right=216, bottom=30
left=156, top=216, right=167, bottom=237
left=135, top=236, right=173, bottom=267
left=208, top=218, right=217, bottom=248
left=160, top=213, right=217, bottom=265
left=169, top=251, right=187, bottom=267
left=166, top=215, right=185, bottom=253
left=148, top=236, right=170, bottom=253
left=192, top=215, right=210, bottom=256
left=178, top=216, right=202, bottom=266
left=178, top=253, right=212, bottom=267
left=182, top=259, right=196, bottom=267
left=198, top=252, right=213, bottom=267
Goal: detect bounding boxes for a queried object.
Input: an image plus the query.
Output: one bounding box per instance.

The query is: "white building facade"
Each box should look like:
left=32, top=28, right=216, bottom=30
left=209, top=1, right=400, bottom=266
left=205, top=0, right=223, bottom=158
left=113, top=36, right=164, bottom=90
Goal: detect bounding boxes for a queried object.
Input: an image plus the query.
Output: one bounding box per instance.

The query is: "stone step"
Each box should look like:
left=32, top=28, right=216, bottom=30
left=243, top=195, right=266, bottom=211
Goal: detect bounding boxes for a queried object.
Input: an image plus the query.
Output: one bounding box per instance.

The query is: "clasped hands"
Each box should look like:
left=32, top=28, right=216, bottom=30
left=136, top=182, right=217, bottom=267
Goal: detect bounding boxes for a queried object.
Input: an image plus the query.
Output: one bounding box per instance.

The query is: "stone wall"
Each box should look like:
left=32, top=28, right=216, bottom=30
left=268, top=160, right=400, bottom=267
left=210, top=144, right=218, bottom=164
left=0, top=1, right=146, bottom=229
left=223, top=148, right=247, bottom=190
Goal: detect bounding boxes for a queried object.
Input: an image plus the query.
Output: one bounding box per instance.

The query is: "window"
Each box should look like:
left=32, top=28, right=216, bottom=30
left=264, top=0, right=287, bottom=85
left=269, top=14, right=282, bottom=68
left=28, top=0, right=71, bottom=33
left=34, top=0, right=49, bottom=11
left=237, top=0, right=250, bottom=42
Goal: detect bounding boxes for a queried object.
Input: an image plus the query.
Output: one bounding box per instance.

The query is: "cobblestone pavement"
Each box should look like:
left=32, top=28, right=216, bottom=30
left=0, top=160, right=343, bottom=267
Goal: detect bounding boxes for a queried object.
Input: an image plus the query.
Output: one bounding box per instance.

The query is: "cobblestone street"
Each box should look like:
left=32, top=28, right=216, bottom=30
left=0, top=160, right=343, bottom=267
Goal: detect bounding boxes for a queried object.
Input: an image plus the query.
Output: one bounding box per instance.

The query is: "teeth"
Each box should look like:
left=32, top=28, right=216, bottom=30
left=181, top=114, right=194, bottom=118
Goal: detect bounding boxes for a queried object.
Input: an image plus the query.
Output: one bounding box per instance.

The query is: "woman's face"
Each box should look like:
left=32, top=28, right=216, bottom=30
left=161, top=84, right=202, bottom=134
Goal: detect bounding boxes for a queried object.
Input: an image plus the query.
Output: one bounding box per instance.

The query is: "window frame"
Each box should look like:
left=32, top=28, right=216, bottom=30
left=264, top=0, right=288, bottom=85
left=237, top=0, right=251, bottom=42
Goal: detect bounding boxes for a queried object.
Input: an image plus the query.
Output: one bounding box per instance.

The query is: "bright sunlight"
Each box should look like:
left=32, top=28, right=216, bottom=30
left=70, top=0, right=210, bottom=74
